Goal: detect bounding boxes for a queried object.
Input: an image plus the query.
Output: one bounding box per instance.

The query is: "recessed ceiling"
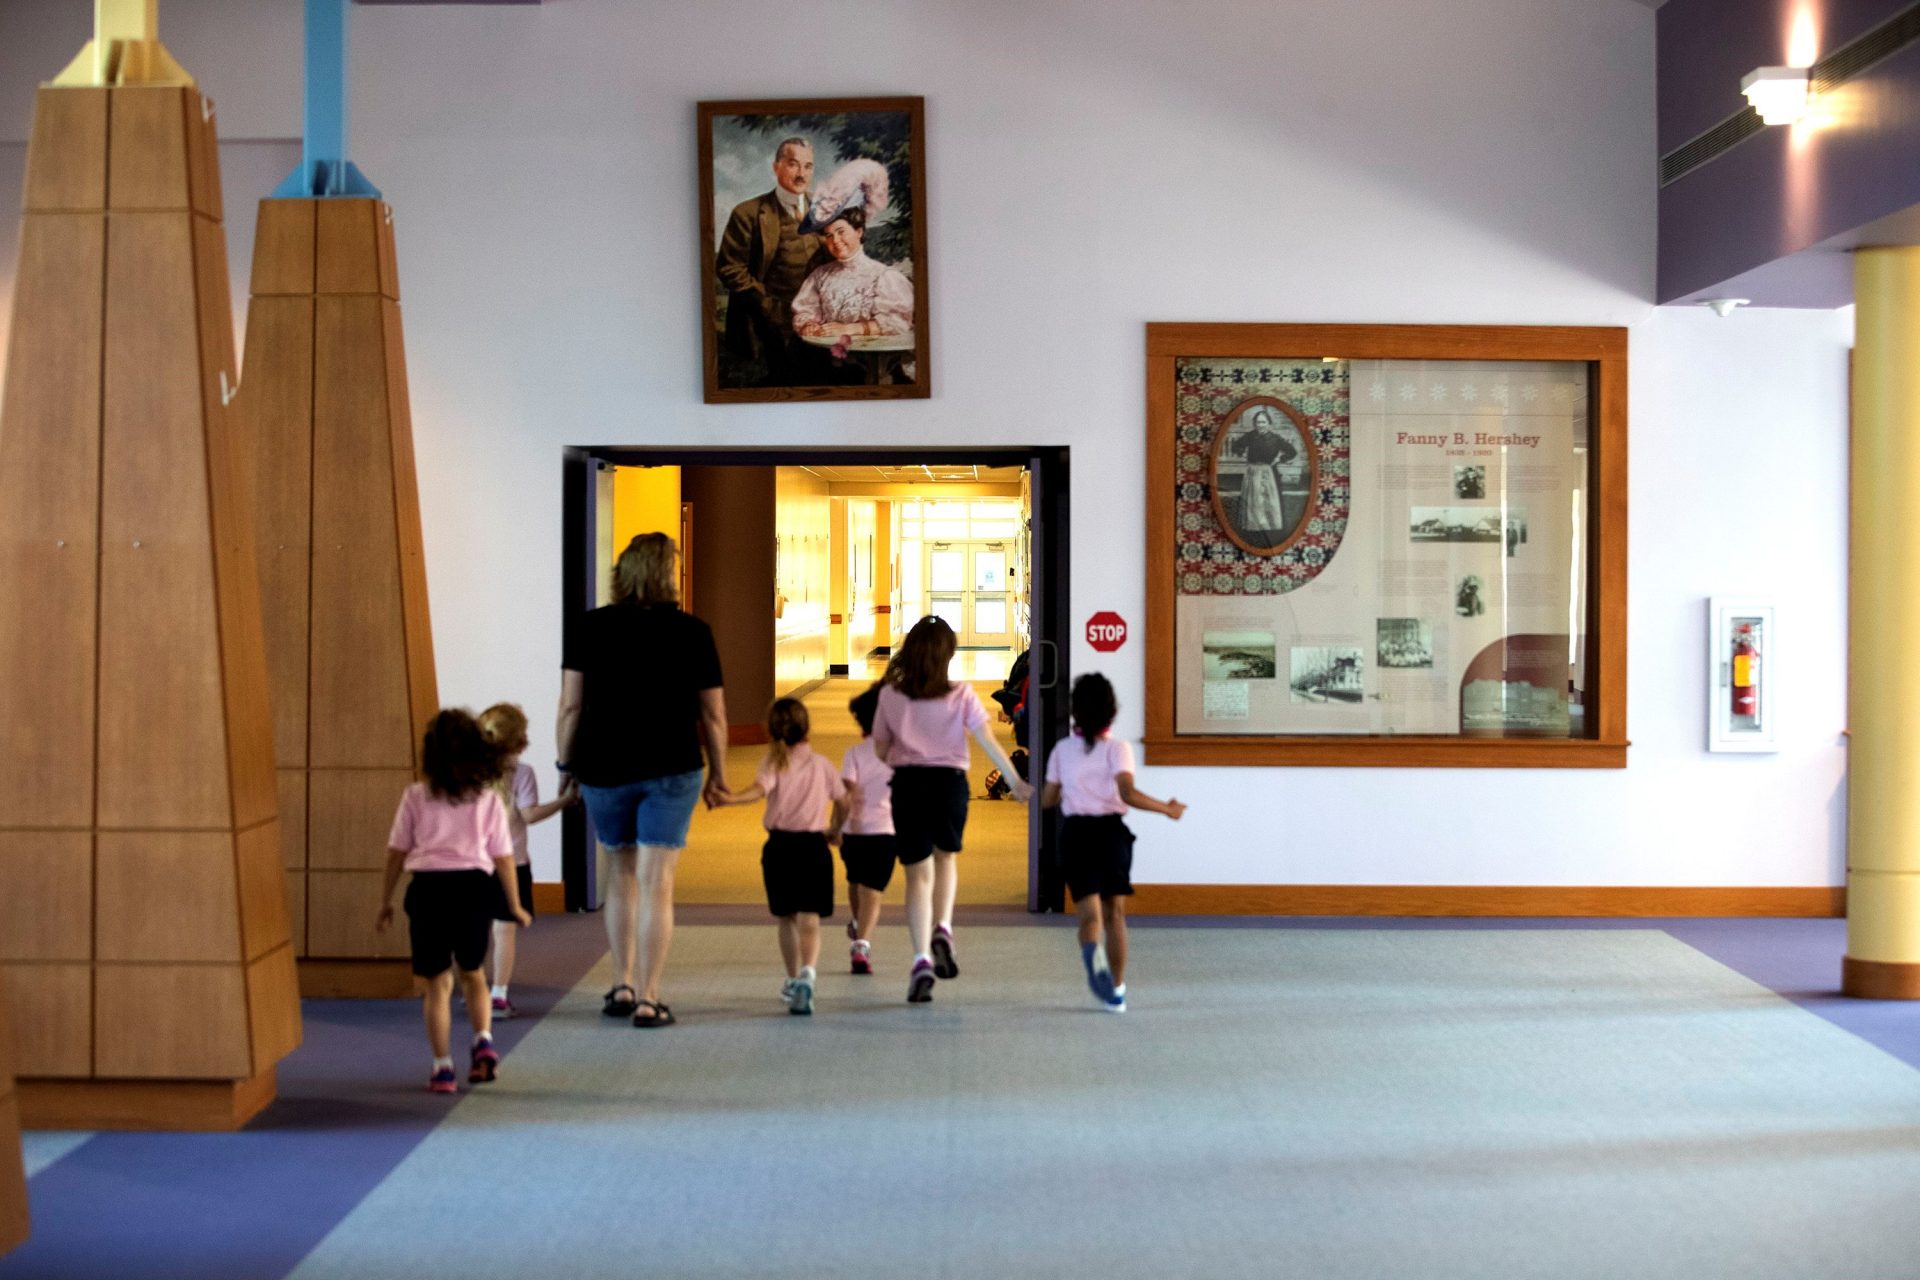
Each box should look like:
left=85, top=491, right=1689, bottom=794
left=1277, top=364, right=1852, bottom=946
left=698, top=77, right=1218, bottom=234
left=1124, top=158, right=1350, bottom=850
left=803, top=465, right=1024, bottom=485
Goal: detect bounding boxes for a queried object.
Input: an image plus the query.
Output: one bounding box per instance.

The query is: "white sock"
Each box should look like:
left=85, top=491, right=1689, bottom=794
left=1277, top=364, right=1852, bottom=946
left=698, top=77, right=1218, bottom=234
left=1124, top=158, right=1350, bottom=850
left=472, top=1031, right=492, bottom=1047
left=799, top=965, right=816, bottom=983
left=914, top=952, right=932, bottom=966
left=432, top=1055, right=453, bottom=1072
left=1113, top=984, right=1127, bottom=997
left=491, top=984, right=507, bottom=1000
left=852, top=939, right=871, bottom=953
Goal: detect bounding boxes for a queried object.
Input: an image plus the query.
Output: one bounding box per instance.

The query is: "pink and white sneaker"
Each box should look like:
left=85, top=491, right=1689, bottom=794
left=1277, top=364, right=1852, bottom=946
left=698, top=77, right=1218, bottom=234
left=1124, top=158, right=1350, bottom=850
left=490, top=995, right=517, bottom=1019
left=850, top=944, right=873, bottom=976
left=427, top=1066, right=458, bottom=1094
left=907, top=958, right=935, bottom=1003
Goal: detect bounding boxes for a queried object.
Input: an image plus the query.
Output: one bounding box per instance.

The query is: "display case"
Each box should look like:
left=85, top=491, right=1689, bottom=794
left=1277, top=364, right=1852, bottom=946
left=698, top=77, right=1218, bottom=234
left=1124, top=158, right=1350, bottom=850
left=1145, top=323, right=1628, bottom=768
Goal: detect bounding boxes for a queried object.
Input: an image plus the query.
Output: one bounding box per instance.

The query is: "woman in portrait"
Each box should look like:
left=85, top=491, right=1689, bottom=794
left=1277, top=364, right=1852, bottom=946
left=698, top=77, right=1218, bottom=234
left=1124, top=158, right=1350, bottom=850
left=1233, top=407, right=1299, bottom=547
left=790, top=205, right=915, bottom=340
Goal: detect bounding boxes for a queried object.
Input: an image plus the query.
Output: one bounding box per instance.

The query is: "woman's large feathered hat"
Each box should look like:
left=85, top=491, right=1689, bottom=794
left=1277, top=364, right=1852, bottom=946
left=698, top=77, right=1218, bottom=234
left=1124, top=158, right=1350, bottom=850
left=802, top=158, right=890, bottom=233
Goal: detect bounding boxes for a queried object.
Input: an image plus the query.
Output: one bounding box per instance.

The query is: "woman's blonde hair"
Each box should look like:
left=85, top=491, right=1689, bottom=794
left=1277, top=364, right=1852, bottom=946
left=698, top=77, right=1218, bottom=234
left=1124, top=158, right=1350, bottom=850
left=765, top=697, right=809, bottom=773
left=611, top=532, right=678, bottom=606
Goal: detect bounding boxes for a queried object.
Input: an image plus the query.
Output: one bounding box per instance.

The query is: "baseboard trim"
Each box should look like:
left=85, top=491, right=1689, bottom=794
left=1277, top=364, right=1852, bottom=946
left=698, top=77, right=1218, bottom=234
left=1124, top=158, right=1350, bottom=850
left=297, top=959, right=416, bottom=999
left=532, top=881, right=566, bottom=914
left=19, top=1068, right=276, bottom=1131
left=1842, top=955, right=1920, bottom=999
left=1128, top=884, right=1845, bottom=918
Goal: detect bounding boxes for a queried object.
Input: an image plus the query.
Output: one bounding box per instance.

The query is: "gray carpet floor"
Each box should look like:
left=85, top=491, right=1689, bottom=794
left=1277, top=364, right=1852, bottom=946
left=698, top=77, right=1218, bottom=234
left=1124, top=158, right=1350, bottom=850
left=288, top=926, right=1920, bottom=1279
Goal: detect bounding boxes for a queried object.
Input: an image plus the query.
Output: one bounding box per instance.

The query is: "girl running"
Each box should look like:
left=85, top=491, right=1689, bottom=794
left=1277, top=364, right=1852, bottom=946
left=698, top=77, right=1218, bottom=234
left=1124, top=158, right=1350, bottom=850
left=1041, top=673, right=1185, bottom=1012
left=873, top=616, right=1031, bottom=1004
left=376, top=709, right=531, bottom=1092
left=719, top=697, right=848, bottom=1016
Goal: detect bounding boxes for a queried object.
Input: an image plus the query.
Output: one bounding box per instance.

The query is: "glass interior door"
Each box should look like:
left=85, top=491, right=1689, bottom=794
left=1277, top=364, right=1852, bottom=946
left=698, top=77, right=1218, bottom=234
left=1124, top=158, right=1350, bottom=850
left=971, top=545, right=1011, bottom=646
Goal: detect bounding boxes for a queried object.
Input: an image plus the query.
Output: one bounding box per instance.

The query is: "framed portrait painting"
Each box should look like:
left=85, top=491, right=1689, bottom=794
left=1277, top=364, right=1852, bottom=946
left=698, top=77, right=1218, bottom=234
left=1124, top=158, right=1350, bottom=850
left=698, top=96, right=931, bottom=403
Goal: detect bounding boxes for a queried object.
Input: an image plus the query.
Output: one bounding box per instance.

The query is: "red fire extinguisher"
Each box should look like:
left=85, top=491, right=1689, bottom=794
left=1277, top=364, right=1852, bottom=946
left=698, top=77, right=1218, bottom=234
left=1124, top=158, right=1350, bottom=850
left=1731, top=625, right=1759, bottom=717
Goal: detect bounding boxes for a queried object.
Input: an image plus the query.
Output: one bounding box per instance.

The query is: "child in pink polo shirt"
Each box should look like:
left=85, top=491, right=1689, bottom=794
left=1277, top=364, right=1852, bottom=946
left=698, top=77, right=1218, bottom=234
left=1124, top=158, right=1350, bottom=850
left=720, top=697, right=848, bottom=1016
left=1042, top=673, right=1185, bottom=1013
left=376, top=709, right=532, bottom=1093
left=874, top=616, right=1030, bottom=1004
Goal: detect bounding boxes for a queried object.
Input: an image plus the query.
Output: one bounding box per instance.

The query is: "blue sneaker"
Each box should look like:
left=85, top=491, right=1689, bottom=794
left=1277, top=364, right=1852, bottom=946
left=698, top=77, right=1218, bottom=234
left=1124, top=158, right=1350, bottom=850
left=1105, top=983, right=1127, bottom=1014
left=789, top=976, right=814, bottom=1016
left=1088, top=942, right=1116, bottom=1004
left=427, top=1066, right=458, bottom=1094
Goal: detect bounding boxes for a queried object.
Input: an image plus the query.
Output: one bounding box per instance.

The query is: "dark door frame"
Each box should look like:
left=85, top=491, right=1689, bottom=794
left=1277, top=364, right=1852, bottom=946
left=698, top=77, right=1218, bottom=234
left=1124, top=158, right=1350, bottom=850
left=560, top=445, right=1071, bottom=914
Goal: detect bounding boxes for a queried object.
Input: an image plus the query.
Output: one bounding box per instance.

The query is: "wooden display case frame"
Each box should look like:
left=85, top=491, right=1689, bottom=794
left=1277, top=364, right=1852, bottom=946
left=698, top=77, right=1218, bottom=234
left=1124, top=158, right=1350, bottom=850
left=1144, top=322, right=1628, bottom=769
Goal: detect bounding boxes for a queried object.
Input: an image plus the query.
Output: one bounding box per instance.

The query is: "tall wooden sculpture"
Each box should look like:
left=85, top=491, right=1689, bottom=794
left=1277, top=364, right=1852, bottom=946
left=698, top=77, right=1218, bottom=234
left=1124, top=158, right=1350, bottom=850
left=239, top=0, right=436, bottom=997
left=0, top=990, right=26, bottom=1256
left=0, top=1, right=300, bottom=1128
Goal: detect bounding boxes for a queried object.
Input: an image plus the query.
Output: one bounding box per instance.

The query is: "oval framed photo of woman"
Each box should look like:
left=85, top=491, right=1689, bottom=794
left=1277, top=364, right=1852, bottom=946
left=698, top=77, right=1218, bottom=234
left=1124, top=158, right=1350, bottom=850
left=1209, top=396, right=1319, bottom=557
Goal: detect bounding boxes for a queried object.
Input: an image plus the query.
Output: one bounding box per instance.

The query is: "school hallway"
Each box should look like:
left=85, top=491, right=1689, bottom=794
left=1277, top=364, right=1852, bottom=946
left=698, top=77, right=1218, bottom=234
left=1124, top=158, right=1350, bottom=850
left=10, top=911, right=1920, bottom=1280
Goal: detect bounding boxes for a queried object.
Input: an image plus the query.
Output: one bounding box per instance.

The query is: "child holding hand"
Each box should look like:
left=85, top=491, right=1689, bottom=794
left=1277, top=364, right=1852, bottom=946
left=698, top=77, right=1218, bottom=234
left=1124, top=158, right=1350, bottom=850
left=720, top=698, right=848, bottom=1016
left=377, top=709, right=532, bottom=1092
left=477, top=703, right=578, bottom=1018
left=1042, top=674, right=1185, bottom=1013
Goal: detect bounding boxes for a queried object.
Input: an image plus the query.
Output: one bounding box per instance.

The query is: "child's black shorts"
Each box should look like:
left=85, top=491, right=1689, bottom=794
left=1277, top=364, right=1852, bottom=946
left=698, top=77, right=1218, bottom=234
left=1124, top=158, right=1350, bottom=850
left=762, top=830, right=835, bottom=918
left=515, top=864, right=535, bottom=920
left=404, top=870, right=500, bottom=978
left=1062, top=815, right=1136, bottom=902
left=839, top=832, right=898, bottom=892
left=888, top=766, right=969, bottom=865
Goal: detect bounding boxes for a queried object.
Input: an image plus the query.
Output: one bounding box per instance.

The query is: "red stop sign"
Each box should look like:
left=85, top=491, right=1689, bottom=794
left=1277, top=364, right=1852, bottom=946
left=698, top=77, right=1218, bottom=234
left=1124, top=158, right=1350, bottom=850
left=1086, top=611, right=1128, bottom=652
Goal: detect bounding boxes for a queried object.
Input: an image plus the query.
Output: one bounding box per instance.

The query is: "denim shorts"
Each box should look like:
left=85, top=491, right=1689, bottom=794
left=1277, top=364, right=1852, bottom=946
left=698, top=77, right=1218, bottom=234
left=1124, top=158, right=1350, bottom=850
left=580, top=769, right=703, bottom=849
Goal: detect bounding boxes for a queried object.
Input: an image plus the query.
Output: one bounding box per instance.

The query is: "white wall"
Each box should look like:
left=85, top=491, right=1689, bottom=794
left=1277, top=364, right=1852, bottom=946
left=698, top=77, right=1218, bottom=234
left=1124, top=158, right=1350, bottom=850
left=0, top=0, right=1852, bottom=887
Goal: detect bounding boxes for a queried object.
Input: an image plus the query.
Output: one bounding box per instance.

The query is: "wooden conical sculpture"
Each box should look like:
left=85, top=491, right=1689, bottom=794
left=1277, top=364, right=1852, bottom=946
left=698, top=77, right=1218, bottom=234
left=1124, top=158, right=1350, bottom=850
left=0, top=990, right=26, bottom=1256
left=241, top=197, right=436, bottom=997
left=0, top=12, right=300, bottom=1129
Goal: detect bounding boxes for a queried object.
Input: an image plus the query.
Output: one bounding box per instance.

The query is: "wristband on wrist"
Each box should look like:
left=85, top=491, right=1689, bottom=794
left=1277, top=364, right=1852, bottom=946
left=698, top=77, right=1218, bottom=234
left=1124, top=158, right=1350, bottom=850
left=555, top=761, right=572, bottom=774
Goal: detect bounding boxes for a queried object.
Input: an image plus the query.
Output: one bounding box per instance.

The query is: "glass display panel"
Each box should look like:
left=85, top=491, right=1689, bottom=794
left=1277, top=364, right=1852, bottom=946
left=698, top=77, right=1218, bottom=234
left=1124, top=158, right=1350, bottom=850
left=1172, top=357, right=1590, bottom=739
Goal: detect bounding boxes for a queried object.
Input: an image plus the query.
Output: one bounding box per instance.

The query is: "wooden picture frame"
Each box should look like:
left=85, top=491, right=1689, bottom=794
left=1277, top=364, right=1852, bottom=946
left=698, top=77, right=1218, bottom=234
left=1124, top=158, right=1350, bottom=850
left=698, top=96, right=931, bottom=404
left=1145, top=323, right=1628, bottom=768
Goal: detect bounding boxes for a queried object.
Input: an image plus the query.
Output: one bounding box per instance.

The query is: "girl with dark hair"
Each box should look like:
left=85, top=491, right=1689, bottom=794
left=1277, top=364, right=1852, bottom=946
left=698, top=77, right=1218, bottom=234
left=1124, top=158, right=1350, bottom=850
left=1041, top=674, right=1186, bottom=1013
left=873, top=616, right=1031, bottom=1003
left=718, top=698, right=848, bottom=1016
left=375, top=709, right=531, bottom=1092
left=835, top=683, right=895, bottom=973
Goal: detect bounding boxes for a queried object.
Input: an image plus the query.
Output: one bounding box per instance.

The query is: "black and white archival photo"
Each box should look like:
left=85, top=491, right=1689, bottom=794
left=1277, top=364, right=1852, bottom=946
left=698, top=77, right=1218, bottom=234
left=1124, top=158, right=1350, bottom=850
left=1453, top=464, right=1486, bottom=499
left=1376, top=618, right=1434, bottom=668
left=1410, top=505, right=1526, bottom=545
left=1203, top=631, right=1278, bottom=680
left=1290, top=645, right=1365, bottom=704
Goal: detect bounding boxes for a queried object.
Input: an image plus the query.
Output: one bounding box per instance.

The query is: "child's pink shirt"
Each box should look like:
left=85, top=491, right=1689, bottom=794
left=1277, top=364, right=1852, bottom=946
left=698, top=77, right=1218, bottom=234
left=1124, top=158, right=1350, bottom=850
left=388, top=783, right=513, bottom=874
left=1045, top=735, right=1134, bottom=817
left=756, top=743, right=847, bottom=833
left=840, top=739, right=895, bottom=836
left=873, top=683, right=989, bottom=770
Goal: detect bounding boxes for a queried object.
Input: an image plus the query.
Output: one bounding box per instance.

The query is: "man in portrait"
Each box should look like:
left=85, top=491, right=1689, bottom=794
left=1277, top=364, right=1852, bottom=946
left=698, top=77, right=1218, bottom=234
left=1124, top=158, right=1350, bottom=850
left=715, top=136, right=829, bottom=386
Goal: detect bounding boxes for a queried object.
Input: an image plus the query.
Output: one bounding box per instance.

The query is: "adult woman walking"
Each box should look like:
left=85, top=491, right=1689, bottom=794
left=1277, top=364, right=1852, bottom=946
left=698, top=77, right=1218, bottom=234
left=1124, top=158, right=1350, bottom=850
left=557, top=533, right=731, bottom=1027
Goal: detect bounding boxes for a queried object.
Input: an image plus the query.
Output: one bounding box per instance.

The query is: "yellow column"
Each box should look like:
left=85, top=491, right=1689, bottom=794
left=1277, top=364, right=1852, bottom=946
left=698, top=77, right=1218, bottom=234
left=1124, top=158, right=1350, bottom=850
left=828, top=498, right=850, bottom=672
left=1846, top=247, right=1920, bottom=998
left=53, top=0, right=193, bottom=87
left=873, top=500, right=894, bottom=654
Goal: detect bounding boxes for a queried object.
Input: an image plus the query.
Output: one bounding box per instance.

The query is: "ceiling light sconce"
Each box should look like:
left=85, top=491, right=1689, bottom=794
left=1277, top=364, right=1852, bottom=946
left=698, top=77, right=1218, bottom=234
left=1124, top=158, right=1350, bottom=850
left=1699, top=298, right=1751, bottom=317
left=1740, top=66, right=1811, bottom=125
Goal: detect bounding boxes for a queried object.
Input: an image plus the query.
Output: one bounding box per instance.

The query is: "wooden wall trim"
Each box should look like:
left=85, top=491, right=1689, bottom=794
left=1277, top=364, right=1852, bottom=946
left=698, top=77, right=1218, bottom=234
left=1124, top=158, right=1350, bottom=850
left=295, top=959, right=414, bottom=999
left=1128, top=884, right=1844, bottom=918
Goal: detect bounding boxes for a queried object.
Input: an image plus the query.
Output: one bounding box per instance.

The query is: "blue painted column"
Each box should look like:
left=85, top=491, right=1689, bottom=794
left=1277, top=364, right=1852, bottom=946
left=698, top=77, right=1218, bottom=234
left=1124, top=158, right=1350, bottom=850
left=274, top=0, right=379, bottom=198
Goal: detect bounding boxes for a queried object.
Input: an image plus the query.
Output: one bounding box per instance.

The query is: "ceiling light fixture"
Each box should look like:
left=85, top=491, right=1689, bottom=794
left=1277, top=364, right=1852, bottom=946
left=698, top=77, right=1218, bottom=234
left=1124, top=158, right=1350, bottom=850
left=1740, top=66, right=1811, bottom=125
left=1699, top=298, right=1751, bottom=317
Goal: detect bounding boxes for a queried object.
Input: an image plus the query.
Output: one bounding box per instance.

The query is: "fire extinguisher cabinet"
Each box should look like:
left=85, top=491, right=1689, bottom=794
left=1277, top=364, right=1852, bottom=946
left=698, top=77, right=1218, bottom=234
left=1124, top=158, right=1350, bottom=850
left=1707, top=597, right=1778, bottom=753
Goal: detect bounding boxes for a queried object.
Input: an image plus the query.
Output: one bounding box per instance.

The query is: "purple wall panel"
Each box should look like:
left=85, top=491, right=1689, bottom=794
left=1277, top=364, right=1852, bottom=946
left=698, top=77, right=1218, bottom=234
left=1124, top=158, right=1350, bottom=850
left=1658, top=0, right=1920, bottom=303
left=1658, top=0, right=1909, bottom=152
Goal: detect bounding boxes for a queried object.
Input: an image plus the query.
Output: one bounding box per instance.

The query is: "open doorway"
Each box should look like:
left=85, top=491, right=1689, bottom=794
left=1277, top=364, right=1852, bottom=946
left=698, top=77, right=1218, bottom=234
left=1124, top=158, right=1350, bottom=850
left=560, top=447, right=1070, bottom=914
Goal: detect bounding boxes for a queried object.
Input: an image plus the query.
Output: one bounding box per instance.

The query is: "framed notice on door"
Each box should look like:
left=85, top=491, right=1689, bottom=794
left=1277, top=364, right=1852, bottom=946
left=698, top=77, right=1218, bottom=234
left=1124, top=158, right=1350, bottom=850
left=1144, top=323, right=1628, bottom=768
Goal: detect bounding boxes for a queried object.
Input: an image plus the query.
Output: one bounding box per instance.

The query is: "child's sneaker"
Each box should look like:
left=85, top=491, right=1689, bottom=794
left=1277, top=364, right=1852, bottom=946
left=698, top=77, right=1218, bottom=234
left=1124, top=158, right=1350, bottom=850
left=490, top=995, right=517, bottom=1020
left=427, top=1066, right=459, bottom=1094
left=1080, top=940, right=1116, bottom=1003
left=468, top=1037, right=500, bottom=1084
left=851, top=942, right=873, bottom=975
left=1104, top=983, right=1127, bottom=1014
left=931, top=925, right=959, bottom=979
left=780, top=977, right=799, bottom=1005
left=907, top=958, right=936, bottom=1003
left=788, top=976, right=814, bottom=1016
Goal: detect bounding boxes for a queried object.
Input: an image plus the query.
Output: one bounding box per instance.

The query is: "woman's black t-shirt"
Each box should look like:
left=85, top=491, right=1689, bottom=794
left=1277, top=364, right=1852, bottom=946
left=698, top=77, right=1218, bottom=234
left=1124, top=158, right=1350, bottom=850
left=563, top=603, right=723, bottom=787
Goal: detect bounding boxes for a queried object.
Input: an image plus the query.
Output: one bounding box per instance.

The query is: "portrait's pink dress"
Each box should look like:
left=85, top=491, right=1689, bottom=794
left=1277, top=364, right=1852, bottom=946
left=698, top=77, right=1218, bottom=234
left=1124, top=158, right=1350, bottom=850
left=791, top=251, right=914, bottom=335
